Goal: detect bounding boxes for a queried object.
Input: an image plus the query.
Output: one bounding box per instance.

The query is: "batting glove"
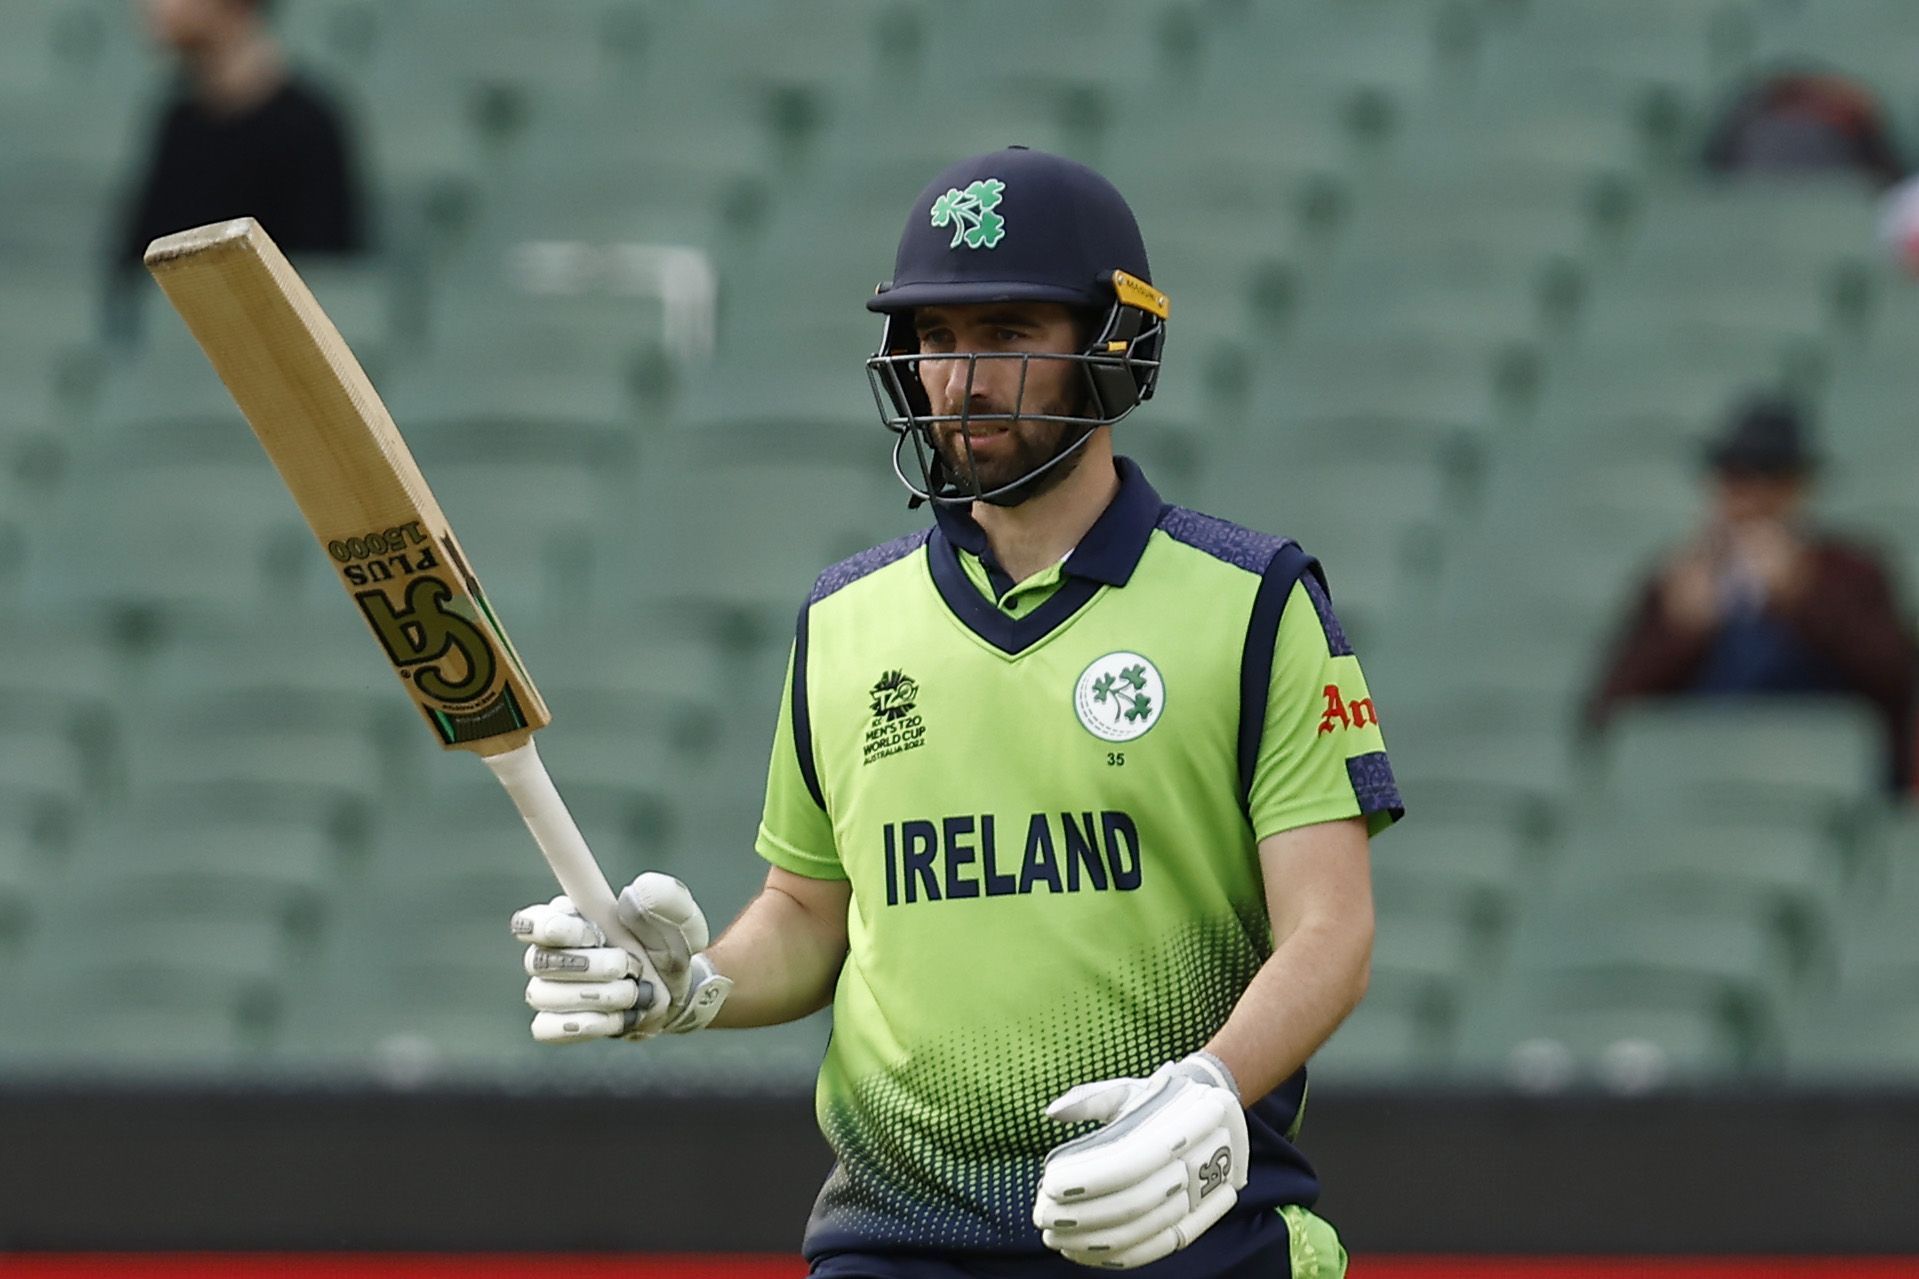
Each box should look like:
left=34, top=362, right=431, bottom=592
left=508, top=873, right=733, bottom=1044
left=1033, top=1052, right=1248, bottom=1270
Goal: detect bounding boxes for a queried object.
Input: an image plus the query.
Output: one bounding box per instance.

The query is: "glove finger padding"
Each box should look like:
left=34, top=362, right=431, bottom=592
left=1059, top=1184, right=1238, bottom=1271
left=525, top=976, right=643, bottom=1013
left=1034, top=1162, right=1183, bottom=1233
left=510, top=897, right=604, bottom=949
left=530, top=1009, right=640, bottom=1044
left=615, top=873, right=707, bottom=995
left=1042, top=1179, right=1190, bottom=1253
left=523, top=944, right=641, bottom=982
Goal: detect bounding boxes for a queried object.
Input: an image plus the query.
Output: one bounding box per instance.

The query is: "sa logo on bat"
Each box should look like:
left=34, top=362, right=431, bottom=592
left=330, top=521, right=500, bottom=708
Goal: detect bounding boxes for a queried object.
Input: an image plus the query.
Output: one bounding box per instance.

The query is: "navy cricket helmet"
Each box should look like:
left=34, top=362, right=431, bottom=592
left=865, top=146, right=1169, bottom=507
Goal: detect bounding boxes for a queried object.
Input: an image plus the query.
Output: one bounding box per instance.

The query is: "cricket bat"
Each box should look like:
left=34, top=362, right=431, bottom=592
left=145, top=217, right=665, bottom=1016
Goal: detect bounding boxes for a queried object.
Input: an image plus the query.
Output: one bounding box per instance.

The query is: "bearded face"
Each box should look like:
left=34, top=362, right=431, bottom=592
left=913, top=303, right=1093, bottom=506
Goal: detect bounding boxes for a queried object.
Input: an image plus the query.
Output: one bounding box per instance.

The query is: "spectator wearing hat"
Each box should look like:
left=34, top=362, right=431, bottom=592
left=1588, top=398, right=1916, bottom=793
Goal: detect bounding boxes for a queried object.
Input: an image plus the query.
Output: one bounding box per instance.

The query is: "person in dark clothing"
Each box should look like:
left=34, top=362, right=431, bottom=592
left=109, top=0, right=367, bottom=334
left=1702, top=69, right=1906, bottom=188
left=1588, top=398, right=1916, bottom=794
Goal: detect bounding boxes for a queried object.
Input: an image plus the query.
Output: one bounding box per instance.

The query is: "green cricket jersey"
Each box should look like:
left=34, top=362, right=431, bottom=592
left=756, top=457, right=1402, bottom=1270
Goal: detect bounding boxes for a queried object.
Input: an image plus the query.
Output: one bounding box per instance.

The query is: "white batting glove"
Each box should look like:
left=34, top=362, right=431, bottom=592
left=1033, top=1052, right=1248, bottom=1270
left=508, top=873, right=733, bottom=1045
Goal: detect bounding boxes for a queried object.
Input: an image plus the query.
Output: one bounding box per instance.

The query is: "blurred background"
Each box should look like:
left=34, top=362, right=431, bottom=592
left=5, top=0, right=1919, bottom=1267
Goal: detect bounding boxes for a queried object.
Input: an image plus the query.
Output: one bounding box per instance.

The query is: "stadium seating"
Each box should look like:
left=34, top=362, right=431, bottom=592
left=5, top=0, right=1918, bottom=1090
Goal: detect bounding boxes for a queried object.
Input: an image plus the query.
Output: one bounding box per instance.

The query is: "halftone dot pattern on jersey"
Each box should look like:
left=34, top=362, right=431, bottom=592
left=805, top=909, right=1269, bottom=1254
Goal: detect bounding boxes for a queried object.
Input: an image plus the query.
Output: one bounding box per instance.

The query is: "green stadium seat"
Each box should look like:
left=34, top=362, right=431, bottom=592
left=1821, top=348, right=1919, bottom=453
left=38, top=871, right=302, bottom=982
left=1371, top=903, right=1482, bottom=1007
left=1369, top=809, right=1532, bottom=938
left=67, top=790, right=342, bottom=909
left=1108, top=151, right=1347, bottom=276
left=1751, top=0, right=1919, bottom=102
left=1201, top=0, right=1471, bottom=105
left=470, top=83, right=776, bottom=240
left=635, top=0, right=923, bottom=103
left=1438, top=514, right=1680, bottom=655
left=276, top=956, right=540, bottom=1074
left=377, top=0, right=631, bottom=90
left=1304, top=251, right=1569, bottom=348
left=1491, top=0, right=1753, bottom=87
left=1456, top=980, right=1748, bottom=1089
left=673, top=351, right=883, bottom=442
left=607, top=434, right=919, bottom=650
left=1550, top=814, right=1846, bottom=973
left=1365, top=609, right=1596, bottom=712
left=362, top=783, right=573, bottom=909
left=377, top=760, right=656, bottom=865
left=1247, top=332, right=1531, bottom=441
left=30, top=427, right=326, bottom=631
left=144, top=612, right=414, bottom=739
left=1509, top=886, right=1796, bottom=1058
left=1383, top=685, right=1581, bottom=834
left=1782, top=995, right=1919, bottom=1084
left=0, top=701, right=95, bottom=814
left=1310, top=982, right=1449, bottom=1085
left=0, top=825, right=41, bottom=949
left=120, top=686, right=395, bottom=817
left=0, top=970, right=259, bottom=1071
left=916, top=1, right=1166, bottom=152
left=1195, top=420, right=1463, bottom=647
left=1532, top=333, right=1801, bottom=440
left=1389, top=81, right=1656, bottom=180
left=1597, top=698, right=1884, bottom=820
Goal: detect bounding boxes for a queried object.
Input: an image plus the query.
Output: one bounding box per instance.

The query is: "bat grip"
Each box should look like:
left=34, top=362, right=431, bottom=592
left=483, top=741, right=668, bottom=1015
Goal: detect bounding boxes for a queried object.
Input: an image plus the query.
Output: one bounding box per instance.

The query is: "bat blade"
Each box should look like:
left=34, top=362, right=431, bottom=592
left=145, top=218, right=663, bottom=1000
left=144, top=217, right=550, bottom=754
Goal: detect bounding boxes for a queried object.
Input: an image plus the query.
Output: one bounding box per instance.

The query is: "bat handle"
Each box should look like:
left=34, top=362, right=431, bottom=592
left=483, top=740, right=670, bottom=1017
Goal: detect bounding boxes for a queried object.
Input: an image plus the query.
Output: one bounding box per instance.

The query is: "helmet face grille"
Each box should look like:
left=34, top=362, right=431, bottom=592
left=864, top=319, right=1163, bottom=507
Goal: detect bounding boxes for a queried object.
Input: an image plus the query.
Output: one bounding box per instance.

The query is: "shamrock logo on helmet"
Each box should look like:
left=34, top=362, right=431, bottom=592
left=929, top=177, right=1007, bottom=249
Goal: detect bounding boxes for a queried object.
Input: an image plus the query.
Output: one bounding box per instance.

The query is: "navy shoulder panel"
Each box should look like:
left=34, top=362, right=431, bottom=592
left=1298, top=565, right=1353, bottom=657
left=807, top=528, right=931, bottom=605
left=1155, top=505, right=1294, bottom=574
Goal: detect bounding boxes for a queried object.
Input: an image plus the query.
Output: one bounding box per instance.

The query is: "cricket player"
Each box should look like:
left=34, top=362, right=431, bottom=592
left=510, top=147, right=1401, bottom=1277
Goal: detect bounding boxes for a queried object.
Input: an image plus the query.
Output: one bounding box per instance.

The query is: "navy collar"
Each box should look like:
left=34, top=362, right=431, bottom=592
left=925, top=457, right=1163, bottom=655
left=929, top=456, right=1163, bottom=588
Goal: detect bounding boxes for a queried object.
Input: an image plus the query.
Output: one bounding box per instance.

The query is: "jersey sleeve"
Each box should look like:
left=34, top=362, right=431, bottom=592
left=1247, top=575, right=1404, bottom=840
left=755, top=641, right=847, bottom=880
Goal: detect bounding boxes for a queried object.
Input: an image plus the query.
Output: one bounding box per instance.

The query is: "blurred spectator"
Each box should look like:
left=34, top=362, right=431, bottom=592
left=108, top=0, right=368, bottom=332
left=1588, top=398, right=1915, bottom=793
left=1702, top=70, right=1905, bottom=187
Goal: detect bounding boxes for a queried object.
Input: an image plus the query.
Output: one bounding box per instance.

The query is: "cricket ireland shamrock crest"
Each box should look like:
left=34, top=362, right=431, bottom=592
left=1073, top=651, right=1166, bottom=742
left=929, top=177, right=1007, bottom=249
